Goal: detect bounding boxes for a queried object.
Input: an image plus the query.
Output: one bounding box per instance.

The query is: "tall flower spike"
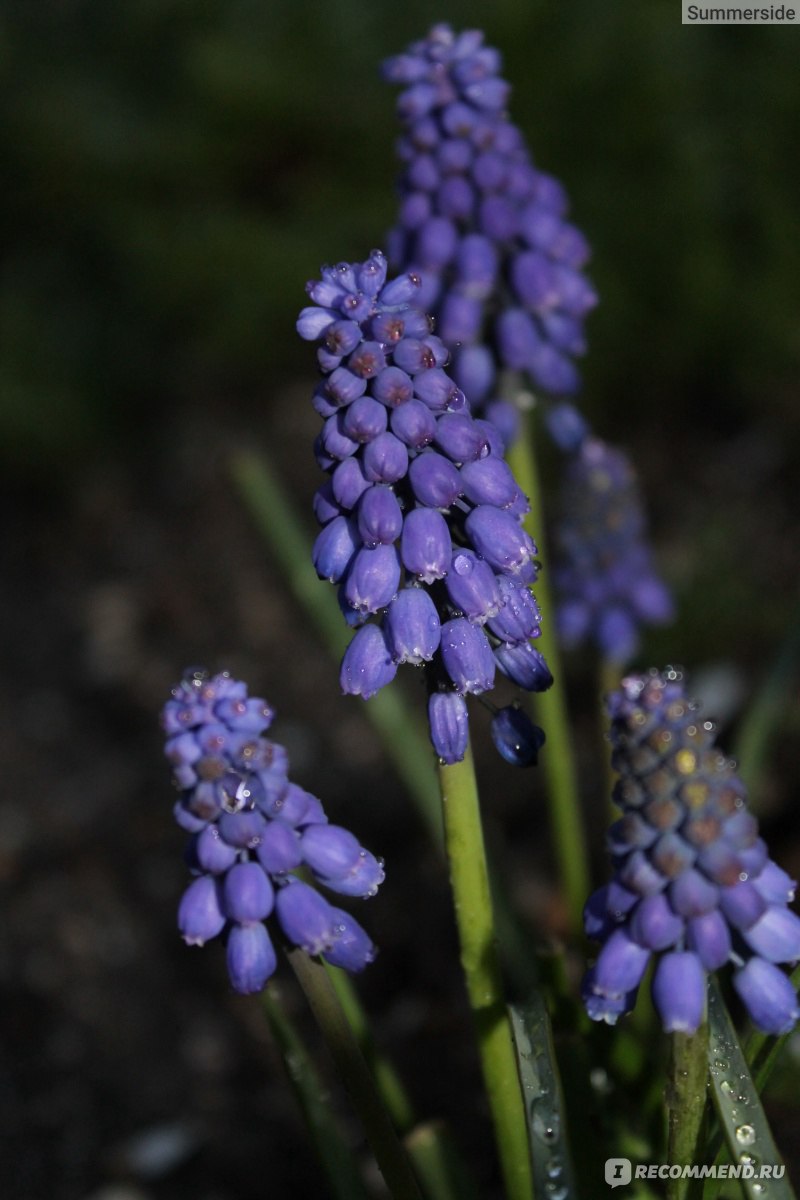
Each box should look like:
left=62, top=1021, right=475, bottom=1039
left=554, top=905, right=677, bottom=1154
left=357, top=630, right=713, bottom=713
left=383, top=23, right=597, bottom=444
left=583, top=669, right=800, bottom=1036
left=551, top=434, right=674, bottom=664
left=298, top=250, right=553, bottom=765
left=163, top=670, right=383, bottom=994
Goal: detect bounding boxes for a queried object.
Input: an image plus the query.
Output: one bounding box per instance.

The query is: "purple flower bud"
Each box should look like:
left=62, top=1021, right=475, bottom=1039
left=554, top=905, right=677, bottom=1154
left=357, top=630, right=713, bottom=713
left=349, top=340, right=387, bottom=379
left=372, top=365, right=415, bottom=408
left=401, top=507, right=451, bottom=582
left=324, top=910, right=377, bottom=972
left=455, top=233, right=498, bottom=298
left=297, top=306, right=336, bottom=340
left=341, top=396, right=389, bottom=443
left=313, top=481, right=343, bottom=525
left=384, top=587, right=441, bottom=664
left=226, top=922, right=277, bottom=994
left=629, top=894, right=683, bottom=951
left=652, top=952, right=705, bottom=1033
left=495, top=308, right=539, bottom=371
left=490, top=706, right=545, bottom=767
left=390, top=398, right=437, bottom=448
left=340, top=623, right=398, bottom=699
left=223, top=862, right=275, bottom=923
left=301, top=824, right=364, bottom=880
left=358, top=432, right=407, bottom=485
left=357, top=486, right=403, bottom=547
left=255, top=821, right=302, bottom=875
left=379, top=271, right=423, bottom=307
left=593, top=928, right=652, bottom=998
left=332, top=456, right=371, bottom=510
left=321, top=849, right=385, bottom=898
left=742, top=906, right=800, bottom=963
left=413, top=368, right=466, bottom=413
left=460, top=456, right=519, bottom=508
left=276, top=880, right=337, bottom=955
left=479, top=194, right=517, bottom=240
left=438, top=293, right=483, bottom=344
left=494, top=641, right=553, bottom=692
left=312, top=516, right=360, bottom=583
left=195, top=825, right=239, bottom=874
left=445, top=550, right=502, bottom=622
left=326, top=366, right=368, bottom=406
left=217, top=809, right=268, bottom=850
left=719, top=881, right=768, bottom=930
left=486, top=577, right=541, bottom=644
left=408, top=451, right=464, bottom=508
left=545, top=402, right=589, bottom=452
left=582, top=967, right=637, bottom=1025
left=178, top=876, right=226, bottom=946
left=753, top=860, right=796, bottom=904
left=434, top=412, right=489, bottom=463
left=343, top=544, right=402, bottom=614
left=322, top=414, right=360, bottom=461
left=686, top=911, right=731, bottom=970
left=733, top=958, right=799, bottom=1035
left=440, top=617, right=495, bottom=694
left=452, top=344, right=495, bottom=403
left=415, top=216, right=459, bottom=268
left=437, top=175, right=474, bottom=219
left=428, top=691, right=469, bottom=763
left=465, top=505, right=536, bottom=574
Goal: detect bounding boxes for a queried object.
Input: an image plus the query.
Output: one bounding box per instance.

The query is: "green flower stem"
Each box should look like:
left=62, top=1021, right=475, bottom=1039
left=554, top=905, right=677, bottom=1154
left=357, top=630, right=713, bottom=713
left=325, top=963, right=416, bottom=1134
left=666, top=1022, right=710, bottom=1200
left=288, top=948, right=423, bottom=1200
left=230, top=448, right=442, bottom=847
left=438, top=747, right=533, bottom=1200
left=262, top=984, right=371, bottom=1200
left=507, top=413, right=590, bottom=936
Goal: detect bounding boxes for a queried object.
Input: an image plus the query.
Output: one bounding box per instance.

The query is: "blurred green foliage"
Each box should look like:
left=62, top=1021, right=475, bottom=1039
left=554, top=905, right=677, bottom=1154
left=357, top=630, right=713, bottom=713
left=2, top=0, right=799, bottom=472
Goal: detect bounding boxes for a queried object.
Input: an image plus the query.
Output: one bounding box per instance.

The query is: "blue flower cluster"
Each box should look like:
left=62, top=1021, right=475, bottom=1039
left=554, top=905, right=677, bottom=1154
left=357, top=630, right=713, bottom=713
left=297, top=250, right=549, bottom=765
left=163, top=670, right=383, bottom=993
left=550, top=425, right=674, bottom=664
left=584, top=670, right=800, bottom=1035
left=383, top=23, right=597, bottom=444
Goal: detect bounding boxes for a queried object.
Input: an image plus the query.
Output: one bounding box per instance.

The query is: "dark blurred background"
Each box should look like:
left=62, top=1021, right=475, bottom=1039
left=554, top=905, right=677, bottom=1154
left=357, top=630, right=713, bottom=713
left=2, top=2, right=799, bottom=1198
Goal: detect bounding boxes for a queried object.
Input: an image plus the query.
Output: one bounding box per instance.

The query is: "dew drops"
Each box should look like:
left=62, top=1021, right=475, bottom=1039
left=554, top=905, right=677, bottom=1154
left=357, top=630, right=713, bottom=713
left=735, top=1124, right=756, bottom=1146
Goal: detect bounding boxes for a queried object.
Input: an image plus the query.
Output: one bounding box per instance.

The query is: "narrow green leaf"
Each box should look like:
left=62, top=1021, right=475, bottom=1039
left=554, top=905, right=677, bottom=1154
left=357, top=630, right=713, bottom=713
left=706, top=979, right=796, bottom=1200
left=262, top=986, right=371, bottom=1200
left=509, top=993, right=578, bottom=1200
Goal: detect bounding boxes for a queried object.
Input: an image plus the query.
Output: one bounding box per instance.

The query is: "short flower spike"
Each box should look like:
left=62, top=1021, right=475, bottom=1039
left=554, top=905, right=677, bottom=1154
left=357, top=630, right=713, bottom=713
left=163, top=670, right=382, bottom=993
left=584, top=669, right=799, bottom=1035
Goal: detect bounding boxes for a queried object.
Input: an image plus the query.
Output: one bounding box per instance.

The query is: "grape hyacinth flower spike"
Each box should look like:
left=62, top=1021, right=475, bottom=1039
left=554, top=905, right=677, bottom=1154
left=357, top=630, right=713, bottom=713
left=551, top=432, right=674, bottom=664
left=163, top=670, right=383, bottom=994
left=583, top=669, right=800, bottom=1036
left=383, top=23, right=597, bottom=442
left=297, top=249, right=553, bottom=765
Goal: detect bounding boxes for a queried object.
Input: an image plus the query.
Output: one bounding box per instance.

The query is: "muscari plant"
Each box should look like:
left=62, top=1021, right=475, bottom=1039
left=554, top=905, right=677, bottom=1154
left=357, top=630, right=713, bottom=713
left=166, top=22, right=798, bottom=1200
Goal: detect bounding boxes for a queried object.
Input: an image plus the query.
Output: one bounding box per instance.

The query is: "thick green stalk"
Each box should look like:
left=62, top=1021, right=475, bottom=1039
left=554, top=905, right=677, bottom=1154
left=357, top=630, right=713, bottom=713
left=438, top=747, right=533, bottom=1200
left=507, top=414, right=590, bottom=936
left=666, top=1024, right=710, bottom=1200
left=288, top=948, right=423, bottom=1200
